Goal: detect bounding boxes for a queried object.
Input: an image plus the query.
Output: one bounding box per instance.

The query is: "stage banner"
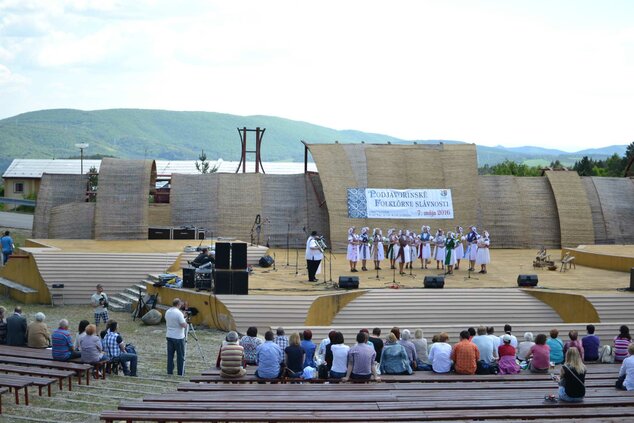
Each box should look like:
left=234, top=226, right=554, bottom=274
left=347, top=188, right=453, bottom=219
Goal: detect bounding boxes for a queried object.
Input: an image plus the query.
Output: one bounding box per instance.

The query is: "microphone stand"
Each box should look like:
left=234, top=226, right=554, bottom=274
left=286, top=223, right=290, bottom=266
left=295, top=240, right=299, bottom=276
left=273, top=253, right=277, bottom=272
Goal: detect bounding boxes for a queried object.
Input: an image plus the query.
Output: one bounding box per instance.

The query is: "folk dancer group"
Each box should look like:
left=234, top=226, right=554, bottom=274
left=346, top=226, right=491, bottom=276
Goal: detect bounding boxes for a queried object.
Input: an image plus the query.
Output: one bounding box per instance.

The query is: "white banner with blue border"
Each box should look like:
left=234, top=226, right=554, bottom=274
left=347, top=188, right=454, bottom=219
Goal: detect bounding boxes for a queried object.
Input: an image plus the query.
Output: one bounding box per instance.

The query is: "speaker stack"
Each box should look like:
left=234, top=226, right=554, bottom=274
left=148, top=228, right=171, bottom=240
left=212, top=242, right=249, bottom=295
left=182, top=267, right=196, bottom=288
left=338, top=276, right=359, bottom=289
left=424, top=276, right=445, bottom=288
left=517, top=274, right=539, bottom=287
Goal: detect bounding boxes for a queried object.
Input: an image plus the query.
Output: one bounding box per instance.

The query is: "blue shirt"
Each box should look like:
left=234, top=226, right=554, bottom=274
left=379, top=342, right=412, bottom=375
left=256, top=341, right=283, bottom=378
left=582, top=335, right=600, bottom=361
left=547, top=337, right=564, bottom=364
left=51, top=328, right=74, bottom=361
left=1, top=236, right=13, bottom=253
left=300, top=340, right=316, bottom=368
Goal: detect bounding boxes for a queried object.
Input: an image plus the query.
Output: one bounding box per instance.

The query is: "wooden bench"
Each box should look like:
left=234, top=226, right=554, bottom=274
left=0, top=375, right=32, bottom=405
left=0, top=345, right=55, bottom=360
left=0, top=363, right=75, bottom=391
left=0, top=355, right=92, bottom=385
left=0, top=374, right=56, bottom=398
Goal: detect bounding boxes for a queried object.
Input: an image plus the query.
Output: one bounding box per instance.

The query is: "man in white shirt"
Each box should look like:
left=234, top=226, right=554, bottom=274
left=90, top=284, right=109, bottom=327
left=428, top=332, right=452, bottom=373
left=472, top=326, right=498, bottom=363
left=305, top=231, right=324, bottom=282
left=165, top=298, right=188, bottom=376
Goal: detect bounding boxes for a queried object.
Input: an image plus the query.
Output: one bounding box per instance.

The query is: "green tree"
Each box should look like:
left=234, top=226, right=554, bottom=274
left=573, top=156, right=594, bottom=176
left=605, top=153, right=626, bottom=177
left=195, top=150, right=220, bottom=174
left=626, top=141, right=634, bottom=162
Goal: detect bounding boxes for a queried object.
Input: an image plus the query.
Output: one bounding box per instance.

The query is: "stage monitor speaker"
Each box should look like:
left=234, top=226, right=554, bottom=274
left=259, top=255, right=274, bottom=268
left=231, top=242, right=248, bottom=269
left=517, top=274, right=538, bottom=287
left=182, top=267, right=195, bottom=289
left=215, top=242, right=231, bottom=269
left=338, top=276, right=359, bottom=289
left=173, top=228, right=196, bottom=240
left=148, top=227, right=171, bottom=240
left=424, top=276, right=445, bottom=288
left=214, top=270, right=233, bottom=295
left=232, top=270, right=249, bottom=295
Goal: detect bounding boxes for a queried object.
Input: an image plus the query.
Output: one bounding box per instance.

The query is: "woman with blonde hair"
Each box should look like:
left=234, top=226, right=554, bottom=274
left=555, top=347, right=586, bottom=402
left=284, top=332, right=305, bottom=378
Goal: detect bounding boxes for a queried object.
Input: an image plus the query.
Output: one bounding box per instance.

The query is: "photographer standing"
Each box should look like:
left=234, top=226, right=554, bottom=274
left=90, top=284, right=109, bottom=327
left=166, top=298, right=188, bottom=376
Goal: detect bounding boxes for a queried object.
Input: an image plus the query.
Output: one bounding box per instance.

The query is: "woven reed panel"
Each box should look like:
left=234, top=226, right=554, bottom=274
left=49, top=202, right=95, bottom=239
left=94, top=159, right=155, bottom=240
left=261, top=174, right=308, bottom=248
left=477, top=176, right=525, bottom=248
left=307, top=143, right=359, bottom=251
left=581, top=177, right=610, bottom=244
left=306, top=173, right=330, bottom=244
left=544, top=171, right=594, bottom=247
left=591, top=177, right=634, bottom=244
left=170, top=173, right=219, bottom=229
left=148, top=204, right=172, bottom=227
left=441, top=143, right=478, bottom=232
left=33, top=173, right=88, bottom=238
left=343, top=144, right=368, bottom=188
left=515, top=177, right=561, bottom=248
left=215, top=173, right=262, bottom=240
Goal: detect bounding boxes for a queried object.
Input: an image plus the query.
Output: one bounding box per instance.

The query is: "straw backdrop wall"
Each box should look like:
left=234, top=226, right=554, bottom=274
left=170, top=173, right=329, bottom=247
left=308, top=143, right=478, bottom=251
left=94, top=159, right=156, bottom=240
left=587, top=177, right=634, bottom=244
left=544, top=171, right=594, bottom=247
left=581, top=178, right=610, bottom=244
left=49, top=202, right=95, bottom=239
left=33, top=173, right=88, bottom=238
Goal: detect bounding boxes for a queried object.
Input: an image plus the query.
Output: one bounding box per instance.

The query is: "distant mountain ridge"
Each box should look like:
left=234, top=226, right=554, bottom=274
left=0, top=108, right=627, bottom=174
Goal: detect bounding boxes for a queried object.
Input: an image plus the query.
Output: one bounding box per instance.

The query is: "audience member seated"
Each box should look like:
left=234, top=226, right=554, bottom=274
left=486, top=326, right=501, bottom=355
left=102, top=320, right=138, bottom=376
left=343, top=332, right=380, bottom=382
left=255, top=330, right=283, bottom=379
left=564, top=330, right=585, bottom=361
left=329, top=332, right=350, bottom=379
left=368, top=328, right=384, bottom=363
left=614, top=325, right=632, bottom=362
left=557, top=347, right=586, bottom=402
left=413, top=329, right=431, bottom=370
left=582, top=324, right=600, bottom=362
left=472, top=325, right=497, bottom=364
left=467, top=327, right=476, bottom=340
left=398, top=329, right=418, bottom=370
left=80, top=324, right=106, bottom=364
left=498, top=334, right=520, bottom=374
left=300, top=330, right=316, bottom=368
left=547, top=328, right=565, bottom=364
left=380, top=333, right=412, bottom=375
left=429, top=332, right=452, bottom=373
left=451, top=330, right=479, bottom=375
left=27, top=312, right=51, bottom=348
left=74, top=320, right=90, bottom=351
left=6, top=306, right=27, bottom=346
left=317, top=330, right=335, bottom=364
left=284, top=332, right=305, bottom=378
left=500, top=324, right=518, bottom=348
left=220, top=331, right=246, bottom=378
left=274, top=327, right=289, bottom=350
left=324, top=330, right=338, bottom=370
left=240, top=326, right=263, bottom=365
left=390, top=327, right=401, bottom=340
left=52, top=319, right=81, bottom=361
left=616, top=343, right=634, bottom=391
left=0, top=306, right=8, bottom=344
left=528, top=333, right=551, bottom=373
left=517, top=332, right=535, bottom=361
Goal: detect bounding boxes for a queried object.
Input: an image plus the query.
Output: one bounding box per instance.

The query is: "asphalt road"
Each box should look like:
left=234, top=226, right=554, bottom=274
left=0, top=211, right=33, bottom=230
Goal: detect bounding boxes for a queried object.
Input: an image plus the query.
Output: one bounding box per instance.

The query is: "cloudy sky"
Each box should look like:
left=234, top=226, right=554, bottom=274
left=1, top=0, right=633, bottom=151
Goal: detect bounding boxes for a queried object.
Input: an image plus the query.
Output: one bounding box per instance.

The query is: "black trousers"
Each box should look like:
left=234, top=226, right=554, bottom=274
left=307, top=259, right=321, bottom=281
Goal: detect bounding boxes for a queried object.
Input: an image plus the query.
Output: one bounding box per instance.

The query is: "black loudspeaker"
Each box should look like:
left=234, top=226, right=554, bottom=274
left=517, top=274, right=539, bottom=287
left=51, top=283, right=64, bottom=289
left=424, top=276, right=445, bottom=288
left=215, top=243, right=231, bottom=269
left=197, top=229, right=206, bottom=240
left=148, top=228, right=171, bottom=240
left=338, top=276, right=359, bottom=289
left=214, top=270, right=233, bottom=294
left=173, top=228, right=196, bottom=240
left=231, top=243, right=248, bottom=269
left=630, top=268, right=634, bottom=291
left=232, top=270, right=249, bottom=295
left=182, top=267, right=195, bottom=288
left=259, top=255, right=274, bottom=268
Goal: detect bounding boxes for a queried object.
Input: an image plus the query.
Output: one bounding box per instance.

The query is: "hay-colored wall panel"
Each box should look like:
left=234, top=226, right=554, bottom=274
left=216, top=173, right=262, bottom=240
left=581, top=178, right=610, bottom=244
left=591, top=177, right=634, bottom=244
left=441, top=143, right=478, bottom=231
left=49, top=202, right=95, bottom=239
left=170, top=173, right=219, bottom=230
left=33, top=174, right=88, bottom=238
left=545, top=171, right=594, bottom=247
left=477, top=176, right=524, bottom=248
left=148, top=204, right=172, bottom=227
left=306, top=173, right=331, bottom=243
left=261, top=174, right=307, bottom=246
left=343, top=144, right=368, bottom=188
left=94, top=159, right=155, bottom=240
left=515, top=177, right=560, bottom=248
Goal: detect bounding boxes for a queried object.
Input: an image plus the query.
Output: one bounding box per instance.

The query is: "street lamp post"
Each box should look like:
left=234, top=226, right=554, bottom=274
left=75, top=143, right=89, bottom=174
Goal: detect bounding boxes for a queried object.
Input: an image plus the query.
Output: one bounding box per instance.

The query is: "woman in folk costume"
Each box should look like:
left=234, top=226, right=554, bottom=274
left=359, top=227, right=371, bottom=271
left=408, top=231, right=418, bottom=270
left=419, top=226, right=432, bottom=269
left=434, top=229, right=446, bottom=270
left=404, top=230, right=413, bottom=270
left=347, top=227, right=360, bottom=272
left=371, top=228, right=385, bottom=270
left=454, top=226, right=465, bottom=270
left=475, top=231, right=491, bottom=274
left=444, top=232, right=457, bottom=275
left=466, top=226, right=479, bottom=272
left=396, top=229, right=410, bottom=275
left=387, top=229, right=399, bottom=270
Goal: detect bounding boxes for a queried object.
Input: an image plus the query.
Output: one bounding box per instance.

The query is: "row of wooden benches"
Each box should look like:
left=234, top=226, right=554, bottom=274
left=100, top=363, right=634, bottom=422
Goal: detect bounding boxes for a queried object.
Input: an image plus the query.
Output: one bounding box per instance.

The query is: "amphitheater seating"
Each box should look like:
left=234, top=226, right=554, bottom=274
left=0, top=349, right=93, bottom=386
